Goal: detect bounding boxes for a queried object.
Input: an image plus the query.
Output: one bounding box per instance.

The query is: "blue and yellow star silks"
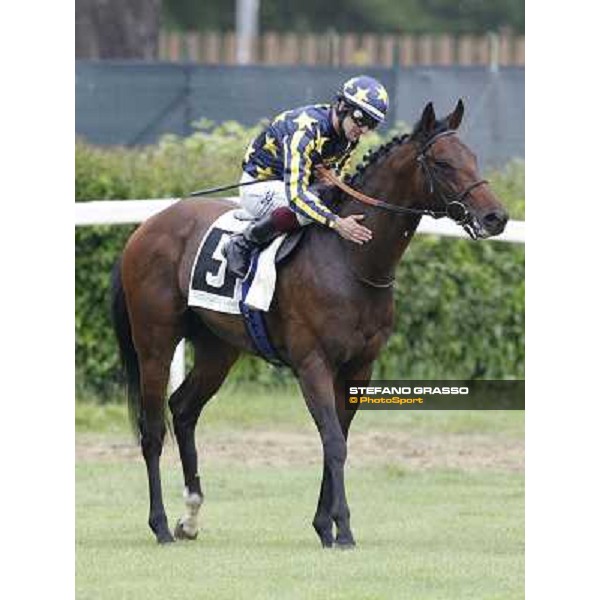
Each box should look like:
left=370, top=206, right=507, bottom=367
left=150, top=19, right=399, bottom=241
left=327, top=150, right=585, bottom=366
left=242, top=104, right=358, bottom=227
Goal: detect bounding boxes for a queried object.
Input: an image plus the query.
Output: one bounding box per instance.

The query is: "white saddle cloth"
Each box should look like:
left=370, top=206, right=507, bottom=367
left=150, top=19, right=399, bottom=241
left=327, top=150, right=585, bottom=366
left=187, top=209, right=285, bottom=314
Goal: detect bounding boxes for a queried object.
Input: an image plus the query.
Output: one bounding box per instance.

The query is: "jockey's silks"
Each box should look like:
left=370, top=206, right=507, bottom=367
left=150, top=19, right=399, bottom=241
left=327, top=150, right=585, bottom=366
left=242, top=104, right=358, bottom=227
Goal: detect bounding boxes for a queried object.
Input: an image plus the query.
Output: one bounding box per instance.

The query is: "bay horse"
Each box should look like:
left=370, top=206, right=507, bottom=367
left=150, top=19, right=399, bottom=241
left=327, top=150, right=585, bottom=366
left=111, top=100, right=508, bottom=546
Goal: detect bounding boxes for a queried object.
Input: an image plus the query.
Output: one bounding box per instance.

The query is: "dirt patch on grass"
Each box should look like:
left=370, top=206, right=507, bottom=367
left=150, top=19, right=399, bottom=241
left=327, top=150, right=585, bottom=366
left=76, top=429, right=523, bottom=473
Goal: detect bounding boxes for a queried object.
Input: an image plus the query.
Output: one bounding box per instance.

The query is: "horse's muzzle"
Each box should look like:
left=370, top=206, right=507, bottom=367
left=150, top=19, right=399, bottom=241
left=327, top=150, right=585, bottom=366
left=482, top=209, right=509, bottom=236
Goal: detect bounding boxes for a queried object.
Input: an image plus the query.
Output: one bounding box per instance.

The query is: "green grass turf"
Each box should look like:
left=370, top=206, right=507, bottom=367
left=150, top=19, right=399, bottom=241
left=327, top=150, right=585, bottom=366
left=76, top=462, right=523, bottom=600
left=76, top=384, right=524, bottom=438
left=76, top=391, right=523, bottom=599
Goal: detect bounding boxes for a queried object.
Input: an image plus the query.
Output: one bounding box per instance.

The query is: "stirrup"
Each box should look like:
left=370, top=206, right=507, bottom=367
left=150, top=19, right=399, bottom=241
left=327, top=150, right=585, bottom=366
left=225, top=234, right=254, bottom=279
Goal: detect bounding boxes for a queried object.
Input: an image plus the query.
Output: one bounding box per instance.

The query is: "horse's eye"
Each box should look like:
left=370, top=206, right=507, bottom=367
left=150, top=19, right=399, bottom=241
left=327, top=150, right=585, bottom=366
left=435, top=160, right=453, bottom=171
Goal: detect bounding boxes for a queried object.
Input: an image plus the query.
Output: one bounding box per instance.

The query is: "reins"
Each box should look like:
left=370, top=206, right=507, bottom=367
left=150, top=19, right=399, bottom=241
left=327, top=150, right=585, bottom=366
left=315, top=165, right=444, bottom=219
left=188, top=130, right=489, bottom=240
left=316, top=130, right=489, bottom=232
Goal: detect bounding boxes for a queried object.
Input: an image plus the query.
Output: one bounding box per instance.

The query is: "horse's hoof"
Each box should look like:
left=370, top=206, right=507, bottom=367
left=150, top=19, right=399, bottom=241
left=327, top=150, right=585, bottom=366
left=333, top=541, right=356, bottom=550
left=334, top=535, right=356, bottom=550
left=313, top=521, right=333, bottom=548
left=150, top=518, right=175, bottom=544
left=156, top=531, right=176, bottom=544
left=174, top=518, right=198, bottom=541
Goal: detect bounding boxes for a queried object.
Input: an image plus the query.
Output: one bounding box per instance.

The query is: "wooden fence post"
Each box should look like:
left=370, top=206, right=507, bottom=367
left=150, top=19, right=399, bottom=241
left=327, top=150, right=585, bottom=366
left=418, top=34, right=434, bottom=65
left=341, top=33, right=358, bottom=66
left=223, top=31, right=237, bottom=64
left=437, top=34, right=454, bottom=65
left=330, top=31, right=340, bottom=66
left=185, top=32, right=200, bottom=62
left=316, top=33, right=329, bottom=65
left=362, top=34, right=377, bottom=66
left=380, top=34, right=395, bottom=67
left=156, top=30, right=525, bottom=67
left=457, top=35, right=473, bottom=65
left=204, top=31, right=220, bottom=65
left=282, top=33, right=300, bottom=64
left=499, top=29, right=512, bottom=66
left=263, top=32, right=279, bottom=65
left=476, top=35, right=490, bottom=65
left=303, top=33, right=318, bottom=65
left=514, top=36, right=525, bottom=66
left=399, top=34, right=415, bottom=66
left=167, top=32, right=181, bottom=61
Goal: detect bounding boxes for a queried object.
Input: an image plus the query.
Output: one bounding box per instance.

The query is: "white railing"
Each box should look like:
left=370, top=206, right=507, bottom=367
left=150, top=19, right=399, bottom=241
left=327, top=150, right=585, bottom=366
left=75, top=197, right=525, bottom=389
left=75, top=197, right=526, bottom=243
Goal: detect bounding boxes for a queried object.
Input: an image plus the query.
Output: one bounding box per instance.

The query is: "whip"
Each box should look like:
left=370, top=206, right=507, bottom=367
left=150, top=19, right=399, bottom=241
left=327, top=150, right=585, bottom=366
left=189, top=178, right=276, bottom=197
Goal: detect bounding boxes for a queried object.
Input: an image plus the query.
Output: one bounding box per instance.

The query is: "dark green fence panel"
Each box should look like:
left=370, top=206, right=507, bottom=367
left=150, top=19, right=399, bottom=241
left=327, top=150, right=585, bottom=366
left=76, top=62, right=523, bottom=167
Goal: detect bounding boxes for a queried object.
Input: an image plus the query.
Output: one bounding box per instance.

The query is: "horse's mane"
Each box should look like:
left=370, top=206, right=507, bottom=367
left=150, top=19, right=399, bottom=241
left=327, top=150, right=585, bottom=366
left=347, top=133, right=410, bottom=188
left=322, top=117, right=451, bottom=211
left=319, top=134, right=410, bottom=212
left=349, top=117, right=451, bottom=189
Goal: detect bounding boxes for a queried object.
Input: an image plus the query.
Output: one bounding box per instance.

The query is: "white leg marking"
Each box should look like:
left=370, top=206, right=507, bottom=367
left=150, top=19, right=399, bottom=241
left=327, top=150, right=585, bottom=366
left=178, top=488, right=203, bottom=537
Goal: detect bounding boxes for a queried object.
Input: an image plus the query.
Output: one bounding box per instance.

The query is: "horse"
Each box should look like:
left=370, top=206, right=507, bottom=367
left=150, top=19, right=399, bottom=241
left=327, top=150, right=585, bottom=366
left=110, top=100, right=508, bottom=547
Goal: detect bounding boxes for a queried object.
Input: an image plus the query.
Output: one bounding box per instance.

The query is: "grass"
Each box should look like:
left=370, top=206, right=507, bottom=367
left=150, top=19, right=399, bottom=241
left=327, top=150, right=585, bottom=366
left=76, top=390, right=524, bottom=599
left=76, top=384, right=525, bottom=437
left=76, top=464, right=523, bottom=600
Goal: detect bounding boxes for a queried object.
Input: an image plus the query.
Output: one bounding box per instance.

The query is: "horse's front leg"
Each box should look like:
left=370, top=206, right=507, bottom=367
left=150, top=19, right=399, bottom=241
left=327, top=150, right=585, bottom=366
left=311, top=362, right=374, bottom=546
left=297, top=353, right=354, bottom=548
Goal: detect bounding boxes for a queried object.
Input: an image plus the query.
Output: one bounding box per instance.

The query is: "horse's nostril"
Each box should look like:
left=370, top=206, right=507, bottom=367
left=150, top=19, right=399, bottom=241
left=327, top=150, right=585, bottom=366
left=483, top=210, right=508, bottom=234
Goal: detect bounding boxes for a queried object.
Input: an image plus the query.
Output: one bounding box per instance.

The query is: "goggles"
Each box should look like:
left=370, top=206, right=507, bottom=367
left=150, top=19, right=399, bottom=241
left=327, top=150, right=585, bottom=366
left=349, top=108, right=379, bottom=130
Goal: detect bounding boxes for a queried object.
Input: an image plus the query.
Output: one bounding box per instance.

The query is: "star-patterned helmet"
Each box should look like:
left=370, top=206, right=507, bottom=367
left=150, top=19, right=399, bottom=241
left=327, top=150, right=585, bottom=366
left=339, top=75, right=389, bottom=124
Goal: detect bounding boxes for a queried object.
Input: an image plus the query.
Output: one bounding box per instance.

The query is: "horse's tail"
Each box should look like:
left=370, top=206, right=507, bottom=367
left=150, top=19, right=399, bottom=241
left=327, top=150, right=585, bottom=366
left=110, top=257, right=142, bottom=439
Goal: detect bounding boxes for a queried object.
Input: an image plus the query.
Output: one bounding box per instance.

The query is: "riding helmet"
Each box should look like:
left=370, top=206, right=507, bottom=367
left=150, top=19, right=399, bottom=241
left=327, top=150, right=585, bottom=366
left=338, top=75, right=389, bottom=124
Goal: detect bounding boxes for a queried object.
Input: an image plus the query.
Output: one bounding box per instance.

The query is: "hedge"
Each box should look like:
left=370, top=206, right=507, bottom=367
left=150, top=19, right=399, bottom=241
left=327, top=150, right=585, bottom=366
left=75, top=123, right=524, bottom=400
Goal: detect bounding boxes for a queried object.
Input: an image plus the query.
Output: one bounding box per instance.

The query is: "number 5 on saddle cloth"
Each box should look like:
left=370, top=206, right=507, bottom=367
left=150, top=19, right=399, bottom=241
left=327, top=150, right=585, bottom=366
left=187, top=209, right=303, bottom=365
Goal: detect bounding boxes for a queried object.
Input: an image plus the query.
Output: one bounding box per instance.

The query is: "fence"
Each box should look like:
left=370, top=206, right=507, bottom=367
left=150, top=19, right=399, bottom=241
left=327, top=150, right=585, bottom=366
left=76, top=63, right=524, bottom=167
left=158, top=31, right=525, bottom=67
left=74, top=198, right=525, bottom=390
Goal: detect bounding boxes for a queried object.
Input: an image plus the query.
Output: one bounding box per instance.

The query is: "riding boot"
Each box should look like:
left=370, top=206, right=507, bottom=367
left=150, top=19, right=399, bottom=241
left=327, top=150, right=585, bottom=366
left=225, top=213, right=281, bottom=279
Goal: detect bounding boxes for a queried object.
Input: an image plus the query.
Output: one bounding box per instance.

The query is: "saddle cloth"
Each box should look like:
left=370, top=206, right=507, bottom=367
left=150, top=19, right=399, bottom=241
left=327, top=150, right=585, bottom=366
left=188, top=210, right=286, bottom=313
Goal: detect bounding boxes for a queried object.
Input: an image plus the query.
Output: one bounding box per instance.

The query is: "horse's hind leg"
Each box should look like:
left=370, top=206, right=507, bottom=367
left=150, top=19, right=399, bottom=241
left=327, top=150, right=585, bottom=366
left=169, top=323, right=239, bottom=540
left=136, top=328, right=181, bottom=544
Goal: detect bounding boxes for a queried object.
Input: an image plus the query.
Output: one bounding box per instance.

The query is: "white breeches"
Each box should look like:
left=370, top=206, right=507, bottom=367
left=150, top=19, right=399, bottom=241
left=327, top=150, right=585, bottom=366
left=239, top=172, right=312, bottom=226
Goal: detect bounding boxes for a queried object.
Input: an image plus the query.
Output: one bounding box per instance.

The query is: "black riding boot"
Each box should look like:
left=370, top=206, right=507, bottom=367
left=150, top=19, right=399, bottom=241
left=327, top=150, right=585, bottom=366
left=225, top=214, right=280, bottom=279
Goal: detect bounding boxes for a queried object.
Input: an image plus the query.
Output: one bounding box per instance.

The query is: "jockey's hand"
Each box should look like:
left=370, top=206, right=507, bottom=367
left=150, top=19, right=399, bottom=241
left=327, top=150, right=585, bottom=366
left=332, top=214, right=373, bottom=244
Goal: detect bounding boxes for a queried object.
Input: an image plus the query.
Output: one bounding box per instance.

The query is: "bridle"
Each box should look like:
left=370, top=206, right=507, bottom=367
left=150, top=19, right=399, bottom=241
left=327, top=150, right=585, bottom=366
left=416, top=130, right=489, bottom=240
left=317, top=129, right=489, bottom=240
left=319, top=129, right=491, bottom=288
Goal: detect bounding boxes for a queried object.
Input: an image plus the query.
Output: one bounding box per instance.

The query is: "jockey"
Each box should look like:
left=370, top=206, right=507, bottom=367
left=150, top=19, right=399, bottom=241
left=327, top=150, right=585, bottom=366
left=225, top=75, right=389, bottom=279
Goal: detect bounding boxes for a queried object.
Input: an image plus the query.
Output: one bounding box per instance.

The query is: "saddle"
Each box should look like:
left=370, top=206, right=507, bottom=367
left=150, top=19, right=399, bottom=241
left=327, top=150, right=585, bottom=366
left=275, top=227, right=305, bottom=265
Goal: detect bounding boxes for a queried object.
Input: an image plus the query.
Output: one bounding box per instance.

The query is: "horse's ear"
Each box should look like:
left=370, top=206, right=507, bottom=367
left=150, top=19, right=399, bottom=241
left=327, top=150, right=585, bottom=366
left=447, top=99, right=464, bottom=130
left=417, top=102, right=437, bottom=134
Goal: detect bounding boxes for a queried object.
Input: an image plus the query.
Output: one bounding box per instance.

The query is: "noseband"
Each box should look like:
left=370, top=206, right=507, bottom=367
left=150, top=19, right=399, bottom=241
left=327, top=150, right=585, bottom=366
left=416, top=130, right=489, bottom=239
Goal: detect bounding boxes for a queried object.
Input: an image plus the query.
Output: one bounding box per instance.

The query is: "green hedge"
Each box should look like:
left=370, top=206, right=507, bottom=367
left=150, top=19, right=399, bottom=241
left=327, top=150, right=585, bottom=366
left=76, top=123, right=524, bottom=400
